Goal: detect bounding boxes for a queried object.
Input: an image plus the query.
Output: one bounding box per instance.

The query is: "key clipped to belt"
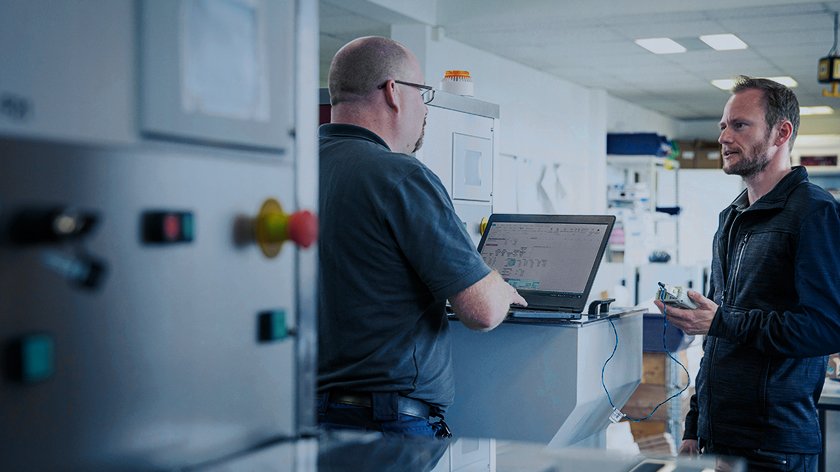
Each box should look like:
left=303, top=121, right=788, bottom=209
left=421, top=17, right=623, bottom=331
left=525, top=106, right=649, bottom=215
left=434, top=418, right=452, bottom=439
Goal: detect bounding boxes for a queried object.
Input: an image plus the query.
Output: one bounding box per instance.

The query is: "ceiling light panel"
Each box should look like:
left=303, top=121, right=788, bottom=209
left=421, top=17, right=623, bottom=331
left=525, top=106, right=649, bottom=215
left=634, top=37, right=686, bottom=54
left=711, top=76, right=798, bottom=90
left=700, top=33, right=748, bottom=51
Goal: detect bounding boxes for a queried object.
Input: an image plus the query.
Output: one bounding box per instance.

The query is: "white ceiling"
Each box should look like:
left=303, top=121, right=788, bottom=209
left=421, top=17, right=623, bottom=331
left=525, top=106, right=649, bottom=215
left=320, top=0, right=840, bottom=120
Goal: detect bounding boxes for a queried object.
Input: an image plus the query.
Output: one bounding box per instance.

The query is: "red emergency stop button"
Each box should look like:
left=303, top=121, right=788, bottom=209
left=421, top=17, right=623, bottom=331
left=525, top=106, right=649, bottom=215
left=254, top=198, right=318, bottom=258
left=287, top=210, right=318, bottom=248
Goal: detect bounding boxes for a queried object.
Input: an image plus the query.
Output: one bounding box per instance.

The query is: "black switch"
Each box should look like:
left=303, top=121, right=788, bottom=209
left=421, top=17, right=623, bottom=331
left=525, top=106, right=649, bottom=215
left=142, top=211, right=194, bottom=243
left=8, top=207, right=98, bottom=245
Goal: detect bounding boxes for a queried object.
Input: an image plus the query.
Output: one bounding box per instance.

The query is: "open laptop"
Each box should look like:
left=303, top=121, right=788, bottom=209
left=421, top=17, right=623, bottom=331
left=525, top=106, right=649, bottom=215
left=476, top=214, right=615, bottom=321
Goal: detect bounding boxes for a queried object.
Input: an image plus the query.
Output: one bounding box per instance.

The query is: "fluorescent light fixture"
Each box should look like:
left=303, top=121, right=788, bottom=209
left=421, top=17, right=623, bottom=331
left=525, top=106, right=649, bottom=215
left=700, top=33, right=748, bottom=51
left=800, top=106, right=834, bottom=115
left=711, top=79, right=737, bottom=90
left=711, top=76, right=798, bottom=90
left=634, top=37, right=686, bottom=54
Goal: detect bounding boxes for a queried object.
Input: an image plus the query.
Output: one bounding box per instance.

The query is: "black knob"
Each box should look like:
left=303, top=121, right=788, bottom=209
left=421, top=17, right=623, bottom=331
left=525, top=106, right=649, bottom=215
left=41, top=250, right=107, bottom=290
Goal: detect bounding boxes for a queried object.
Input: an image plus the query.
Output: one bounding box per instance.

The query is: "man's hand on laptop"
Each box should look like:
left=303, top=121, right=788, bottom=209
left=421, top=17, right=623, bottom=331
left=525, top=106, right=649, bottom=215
left=508, top=283, right=527, bottom=307
left=450, top=271, right=526, bottom=331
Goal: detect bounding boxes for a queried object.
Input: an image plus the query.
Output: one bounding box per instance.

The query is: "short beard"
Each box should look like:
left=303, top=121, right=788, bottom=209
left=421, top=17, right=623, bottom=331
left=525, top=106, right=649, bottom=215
left=725, top=141, right=771, bottom=179
left=412, top=116, right=427, bottom=154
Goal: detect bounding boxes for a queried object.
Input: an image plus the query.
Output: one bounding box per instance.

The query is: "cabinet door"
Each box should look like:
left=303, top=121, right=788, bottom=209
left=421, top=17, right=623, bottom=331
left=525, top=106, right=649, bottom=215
left=452, top=133, right=493, bottom=202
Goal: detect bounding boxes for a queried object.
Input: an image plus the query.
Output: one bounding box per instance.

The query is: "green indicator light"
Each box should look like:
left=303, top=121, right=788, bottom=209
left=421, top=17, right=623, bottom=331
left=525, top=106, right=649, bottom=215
left=181, top=213, right=194, bottom=240
left=271, top=310, right=287, bottom=339
left=22, top=334, right=54, bottom=383
left=258, top=310, right=288, bottom=342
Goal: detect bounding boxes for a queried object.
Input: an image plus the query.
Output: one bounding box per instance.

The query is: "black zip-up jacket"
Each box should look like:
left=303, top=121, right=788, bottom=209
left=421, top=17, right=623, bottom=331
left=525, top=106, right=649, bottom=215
left=684, top=166, right=840, bottom=453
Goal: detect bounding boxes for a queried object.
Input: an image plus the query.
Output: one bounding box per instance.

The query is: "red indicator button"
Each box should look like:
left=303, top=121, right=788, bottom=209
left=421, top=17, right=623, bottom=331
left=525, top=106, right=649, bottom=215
left=162, top=214, right=180, bottom=241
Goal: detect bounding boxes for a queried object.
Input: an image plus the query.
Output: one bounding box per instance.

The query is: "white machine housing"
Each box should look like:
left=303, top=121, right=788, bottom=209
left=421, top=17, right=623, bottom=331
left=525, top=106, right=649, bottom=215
left=415, top=92, right=500, bottom=247
left=0, top=1, right=318, bottom=469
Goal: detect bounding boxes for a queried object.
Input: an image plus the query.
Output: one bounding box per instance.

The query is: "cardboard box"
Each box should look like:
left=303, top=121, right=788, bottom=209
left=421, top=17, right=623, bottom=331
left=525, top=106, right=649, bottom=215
left=642, top=351, right=690, bottom=386
left=635, top=432, right=677, bottom=456
left=629, top=419, right=667, bottom=440
left=675, top=140, right=696, bottom=169
left=694, top=140, right=722, bottom=169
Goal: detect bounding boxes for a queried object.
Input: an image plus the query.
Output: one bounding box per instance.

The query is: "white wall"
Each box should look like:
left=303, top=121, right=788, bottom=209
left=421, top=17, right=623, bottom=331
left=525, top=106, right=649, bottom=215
left=679, top=119, right=720, bottom=141
left=606, top=95, right=680, bottom=139
left=678, top=170, right=743, bottom=268
left=393, top=25, right=646, bottom=214
left=800, top=115, right=840, bottom=135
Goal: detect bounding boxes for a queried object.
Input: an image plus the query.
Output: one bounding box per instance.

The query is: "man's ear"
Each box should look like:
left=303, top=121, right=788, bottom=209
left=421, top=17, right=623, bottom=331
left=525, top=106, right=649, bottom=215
left=775, top=120, right=793, bottom=147
left=381, top=80, right=400, bottom=111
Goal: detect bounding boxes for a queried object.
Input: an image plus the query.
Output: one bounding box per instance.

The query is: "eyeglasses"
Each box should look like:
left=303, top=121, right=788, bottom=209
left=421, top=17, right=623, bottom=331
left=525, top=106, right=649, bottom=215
left=378, top=79, right=435, bottom=104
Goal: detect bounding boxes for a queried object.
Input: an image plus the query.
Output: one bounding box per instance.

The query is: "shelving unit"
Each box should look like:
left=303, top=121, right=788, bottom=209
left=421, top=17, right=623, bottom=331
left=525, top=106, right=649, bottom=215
left=791, top=136, right=840, bottom=201
left=802, top=166, right=840, bottom=176
left=606, top=156, right=681, bottom=266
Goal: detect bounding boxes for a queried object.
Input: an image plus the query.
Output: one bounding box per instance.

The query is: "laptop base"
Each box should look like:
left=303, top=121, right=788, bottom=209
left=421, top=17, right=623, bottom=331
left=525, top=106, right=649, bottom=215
left=509, top=310, right=581, bottom=320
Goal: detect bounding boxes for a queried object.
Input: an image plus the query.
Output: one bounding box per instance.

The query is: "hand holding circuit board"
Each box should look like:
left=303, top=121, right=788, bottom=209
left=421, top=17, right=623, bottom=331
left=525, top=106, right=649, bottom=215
left=656, top=282, right=697, bottom=309
left=653, top=282, right=719, bottom=335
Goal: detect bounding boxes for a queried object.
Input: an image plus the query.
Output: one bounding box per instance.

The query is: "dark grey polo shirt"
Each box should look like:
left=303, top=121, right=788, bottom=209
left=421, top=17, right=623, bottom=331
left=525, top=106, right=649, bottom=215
left=317, top=123, right=491, bottom=411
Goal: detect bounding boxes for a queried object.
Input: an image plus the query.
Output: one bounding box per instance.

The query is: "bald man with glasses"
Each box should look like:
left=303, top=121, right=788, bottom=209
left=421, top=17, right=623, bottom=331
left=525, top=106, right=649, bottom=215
left=317, top=36, right=526, bottom=438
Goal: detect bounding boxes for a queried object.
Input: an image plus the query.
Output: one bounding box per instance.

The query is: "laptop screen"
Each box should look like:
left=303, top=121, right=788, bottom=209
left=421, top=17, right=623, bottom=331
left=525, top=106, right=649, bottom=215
left=477, top=214, right=615, bottom=311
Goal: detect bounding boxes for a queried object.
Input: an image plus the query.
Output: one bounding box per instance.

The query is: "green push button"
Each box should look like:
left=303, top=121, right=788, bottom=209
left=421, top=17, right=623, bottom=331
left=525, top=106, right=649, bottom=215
left=258, top=310, right=287, bottom=342
left=20, top=334, right=54, bottom=383
left=180, top=213, right=195, bottom=241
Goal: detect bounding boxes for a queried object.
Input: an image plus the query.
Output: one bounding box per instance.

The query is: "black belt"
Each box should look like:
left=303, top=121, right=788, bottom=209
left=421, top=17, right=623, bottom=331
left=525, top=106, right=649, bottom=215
left=325, top=391, right=432, bottom=419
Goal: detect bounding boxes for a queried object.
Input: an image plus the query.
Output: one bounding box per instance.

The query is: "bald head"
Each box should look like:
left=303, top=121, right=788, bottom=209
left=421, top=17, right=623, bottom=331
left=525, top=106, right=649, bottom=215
left=328, top=36, right=413, bottom=106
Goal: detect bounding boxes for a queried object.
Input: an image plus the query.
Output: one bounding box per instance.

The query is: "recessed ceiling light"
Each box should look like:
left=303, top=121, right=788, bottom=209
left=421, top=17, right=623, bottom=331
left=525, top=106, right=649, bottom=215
left=699, top=34, right=748, bottom=51
left=711, top=79, right=736, bottom=90
left=800, top=106, right=834, bottom=115
left=634, top=38, right=686, bottom=54
left=711, top=76, right=798, bottom=90
left=768, top=76, right=798, bottom=87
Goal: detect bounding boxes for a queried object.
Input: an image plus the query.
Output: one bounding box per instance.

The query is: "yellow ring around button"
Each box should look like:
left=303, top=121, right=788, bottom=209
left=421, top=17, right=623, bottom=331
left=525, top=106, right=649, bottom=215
left=255, top=198, right=288, bottom=258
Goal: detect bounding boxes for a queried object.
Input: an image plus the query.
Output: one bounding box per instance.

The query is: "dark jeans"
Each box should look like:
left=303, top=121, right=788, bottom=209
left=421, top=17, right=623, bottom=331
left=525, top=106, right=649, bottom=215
left=318, top=395, right=448, bottom=439
left=705, top=442, right=818, bottom=472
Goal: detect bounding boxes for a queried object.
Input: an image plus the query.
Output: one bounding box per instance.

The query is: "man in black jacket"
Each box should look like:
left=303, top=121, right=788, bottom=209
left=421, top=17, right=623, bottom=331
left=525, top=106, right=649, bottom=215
left=655, top=76, right=840, bottom=471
